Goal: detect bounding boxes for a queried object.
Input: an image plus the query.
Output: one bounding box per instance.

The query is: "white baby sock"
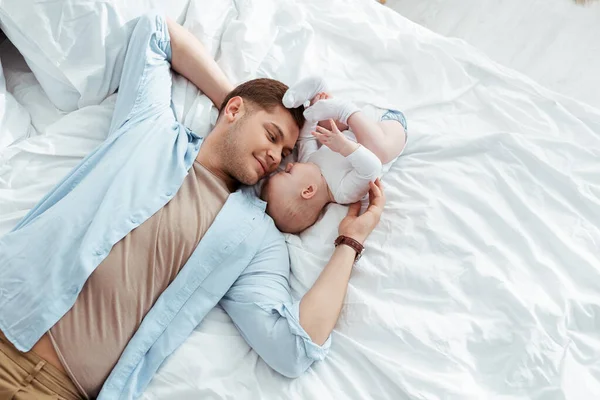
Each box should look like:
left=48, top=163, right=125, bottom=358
left=283, top=76, right=328, bottom=108
left=303, top=98, right=360, bottom=125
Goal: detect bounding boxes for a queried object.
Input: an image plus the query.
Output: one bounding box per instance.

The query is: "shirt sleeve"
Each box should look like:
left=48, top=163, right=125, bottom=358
left=334, top=144, right=382, bottom=204
left=297, top=121, right=320, bottom=163
left=219, top=225, right=331, bottom=378
left=108, top=12, right=175, bottom=136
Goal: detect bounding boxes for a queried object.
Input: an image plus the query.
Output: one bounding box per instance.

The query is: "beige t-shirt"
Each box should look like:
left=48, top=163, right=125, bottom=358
left=49, top=160, right=230, bottom=399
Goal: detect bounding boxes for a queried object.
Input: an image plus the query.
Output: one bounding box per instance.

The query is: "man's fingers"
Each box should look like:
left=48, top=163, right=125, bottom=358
left=375, top=179, right=386, bottom=205
left=368, top=179, right=386, bottom=209
left=369, top=179, right=383, bottom=197
left=347, top=201, right=361, bottom=217
left=367, top=180, right=384, bottom=206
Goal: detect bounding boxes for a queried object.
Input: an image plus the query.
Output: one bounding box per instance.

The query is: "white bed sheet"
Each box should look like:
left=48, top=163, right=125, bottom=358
left=0, top=42, right=35, bottom=151
left=1, top=0, right=600, bottom=399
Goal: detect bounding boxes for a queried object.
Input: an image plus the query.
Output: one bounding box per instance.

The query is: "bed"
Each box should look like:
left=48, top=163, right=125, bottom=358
left=1, top=0, right=600, bottom=399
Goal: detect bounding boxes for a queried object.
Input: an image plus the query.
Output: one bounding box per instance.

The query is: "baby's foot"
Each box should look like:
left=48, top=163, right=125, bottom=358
left=310, top=92, right=331, bottom=106
left=310, top=93, right=347, bottom=131
left=298, top=93, right=331, bottom=140
left=307, top=93, right=348, bottom=132
left=283, top=76, right=328, bottom=108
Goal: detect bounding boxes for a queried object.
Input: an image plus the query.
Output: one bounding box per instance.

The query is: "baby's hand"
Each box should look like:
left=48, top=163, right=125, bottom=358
left=312, top=119, right=359, bottom=156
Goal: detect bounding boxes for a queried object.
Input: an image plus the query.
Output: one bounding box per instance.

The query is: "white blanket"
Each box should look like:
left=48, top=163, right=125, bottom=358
left=1, top=0, right=600, bottom=399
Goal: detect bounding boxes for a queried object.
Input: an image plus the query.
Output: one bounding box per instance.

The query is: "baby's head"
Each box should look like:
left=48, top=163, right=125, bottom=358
left=261, top=162, right=329, bottom=234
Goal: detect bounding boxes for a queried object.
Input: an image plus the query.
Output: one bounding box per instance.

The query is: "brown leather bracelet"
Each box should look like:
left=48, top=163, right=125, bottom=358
left=334, top=235, right=365, bottom=262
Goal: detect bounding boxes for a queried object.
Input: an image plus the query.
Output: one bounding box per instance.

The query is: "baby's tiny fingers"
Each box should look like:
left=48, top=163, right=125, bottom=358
left=315, top=126, right=332, bottom=135
left=312, top=131, right=326, bottom=140
left=328, top=119, right=342, bottom=134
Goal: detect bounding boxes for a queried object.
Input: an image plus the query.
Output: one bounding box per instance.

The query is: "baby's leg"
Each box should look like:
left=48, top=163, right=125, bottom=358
left=346, top=111, right=407, bottom=165
left=308, top=92, right=407, bottom=164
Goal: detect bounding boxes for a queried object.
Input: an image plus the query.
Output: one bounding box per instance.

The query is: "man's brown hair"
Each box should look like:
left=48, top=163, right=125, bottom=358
left=219, top=78, right=305, bottom=129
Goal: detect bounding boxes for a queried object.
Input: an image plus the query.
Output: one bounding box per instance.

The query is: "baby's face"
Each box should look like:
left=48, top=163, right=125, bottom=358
left=262, top=162, right=324, bottom=233
left=264, top=162, right=322, bottom=201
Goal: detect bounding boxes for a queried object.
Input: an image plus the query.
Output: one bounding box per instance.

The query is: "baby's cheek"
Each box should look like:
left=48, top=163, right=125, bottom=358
left=271, top=178, right=287, bottom=194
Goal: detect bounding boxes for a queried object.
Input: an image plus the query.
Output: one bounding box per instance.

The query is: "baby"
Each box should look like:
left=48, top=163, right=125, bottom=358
left=261, top=76, right=408, bottom=233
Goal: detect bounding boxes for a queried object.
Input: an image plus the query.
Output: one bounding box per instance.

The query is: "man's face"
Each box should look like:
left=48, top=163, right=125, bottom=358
left=221, top=103, right=299, bottom=185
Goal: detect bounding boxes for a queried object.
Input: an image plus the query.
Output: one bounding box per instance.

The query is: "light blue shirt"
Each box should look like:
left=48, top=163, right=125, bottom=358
left=0, top=13, right=330, bottom=399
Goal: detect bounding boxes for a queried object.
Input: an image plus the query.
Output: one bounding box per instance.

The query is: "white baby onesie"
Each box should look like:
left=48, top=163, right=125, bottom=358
left=297, top=132, right=382, bottom=205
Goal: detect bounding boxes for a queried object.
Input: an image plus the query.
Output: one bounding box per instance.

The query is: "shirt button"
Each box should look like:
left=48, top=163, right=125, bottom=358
left=130, top=216, right=139, bottom=224
left=166, top=191, right=173, bottom=197
left=69, top=285, right=79, bottom=295
left=95, top=249, right=104, bottom=256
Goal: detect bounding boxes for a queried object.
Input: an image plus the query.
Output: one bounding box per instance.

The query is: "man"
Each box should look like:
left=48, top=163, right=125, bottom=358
left=0, top=13, right=385, bottom=400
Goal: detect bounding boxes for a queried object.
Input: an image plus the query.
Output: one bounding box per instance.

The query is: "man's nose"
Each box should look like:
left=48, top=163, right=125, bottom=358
left=267, top=150, right=281, bottom=171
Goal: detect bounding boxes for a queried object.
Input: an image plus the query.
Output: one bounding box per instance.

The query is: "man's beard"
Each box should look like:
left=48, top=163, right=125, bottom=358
left=218, top=118, right=258, bottom=186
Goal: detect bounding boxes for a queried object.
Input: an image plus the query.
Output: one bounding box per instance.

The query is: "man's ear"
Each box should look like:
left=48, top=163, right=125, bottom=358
left=301, top=184, right=317, bottom=200
left=223, top=96, right=244, bottom=122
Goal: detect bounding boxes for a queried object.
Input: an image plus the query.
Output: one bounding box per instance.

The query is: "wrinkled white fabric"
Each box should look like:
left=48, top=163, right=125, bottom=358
left=2, top=0, right=600, bottom=399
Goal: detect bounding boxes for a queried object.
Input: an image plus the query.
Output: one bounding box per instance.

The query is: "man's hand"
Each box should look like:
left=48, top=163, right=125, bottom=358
left=338, top=179, right=386, bottom=244
left=299, top=178, right=385, bottom=344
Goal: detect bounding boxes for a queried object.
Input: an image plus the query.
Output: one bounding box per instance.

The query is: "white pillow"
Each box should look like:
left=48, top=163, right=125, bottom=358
left=0, top=53, right=35, bottom=151
left=0, top=0, right=190, bottom=112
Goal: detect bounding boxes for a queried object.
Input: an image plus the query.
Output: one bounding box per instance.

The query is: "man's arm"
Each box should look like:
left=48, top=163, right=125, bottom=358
left=221, top=180, right=385, bottom=377
left=219, top=227, right=331, bottom=378
left=108, top=13, right=233, bottom=135
left=299, top=179, right=385, bottom=344
left=166, top=19, right=233, bottom=110
left=108, top=13, right=174, bottom=135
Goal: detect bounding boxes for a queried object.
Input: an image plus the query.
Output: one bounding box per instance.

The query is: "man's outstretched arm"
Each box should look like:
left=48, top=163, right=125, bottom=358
left=299, top=179, right=386, bottom=344
left=220, top=180, right=385, bottom=377
left=166, top=18, right=233, bottom=110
